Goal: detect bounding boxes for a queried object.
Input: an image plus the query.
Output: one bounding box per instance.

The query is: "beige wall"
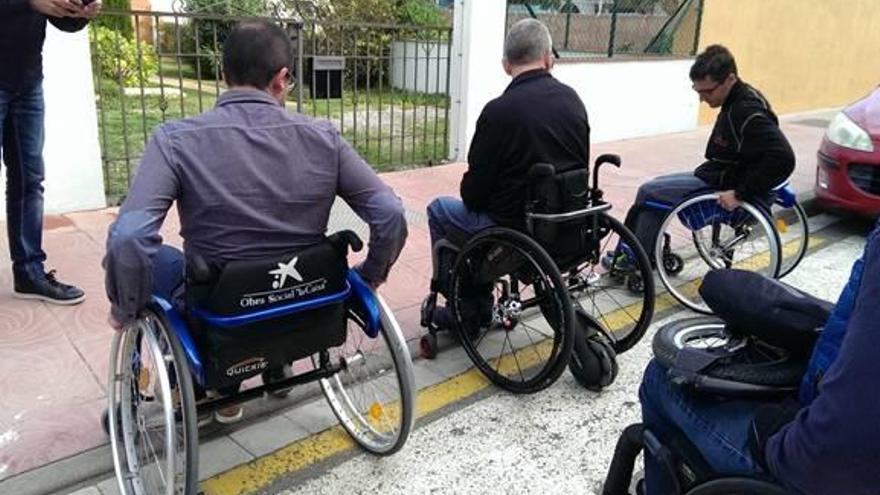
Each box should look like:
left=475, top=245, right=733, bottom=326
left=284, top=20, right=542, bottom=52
left=697, top=0, right=880, bottom=123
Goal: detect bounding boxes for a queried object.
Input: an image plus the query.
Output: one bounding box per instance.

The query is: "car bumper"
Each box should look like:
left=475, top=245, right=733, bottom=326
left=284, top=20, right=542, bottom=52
left=814, top=143, right=880, bottom=217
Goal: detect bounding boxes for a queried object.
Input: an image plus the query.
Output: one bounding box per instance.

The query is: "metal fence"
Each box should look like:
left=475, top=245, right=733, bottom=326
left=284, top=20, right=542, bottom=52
left=90, top=9, right=452, bottom=203
left=507, top=0, right=703, bottom=58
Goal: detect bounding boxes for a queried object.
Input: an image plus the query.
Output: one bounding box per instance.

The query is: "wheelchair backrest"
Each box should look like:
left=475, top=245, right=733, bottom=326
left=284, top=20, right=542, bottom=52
left=185, top=232, right=358, bottom=389
left=525, top=163, right=593, bottom=268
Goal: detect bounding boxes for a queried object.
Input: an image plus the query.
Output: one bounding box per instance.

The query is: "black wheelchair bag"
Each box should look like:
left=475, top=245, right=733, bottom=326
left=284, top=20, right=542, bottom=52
left=700, top=269, right=833, bottom=357
left=186, top=234, right=356, bottom=389
left=526, top=163, right=592, bottom=268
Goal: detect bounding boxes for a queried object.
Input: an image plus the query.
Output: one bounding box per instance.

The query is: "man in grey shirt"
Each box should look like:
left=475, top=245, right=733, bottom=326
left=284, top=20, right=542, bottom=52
left=103, top=21, right=407, bottom=419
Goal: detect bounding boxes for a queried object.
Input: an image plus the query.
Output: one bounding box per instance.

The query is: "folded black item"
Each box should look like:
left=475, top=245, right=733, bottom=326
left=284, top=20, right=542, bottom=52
left=700, top=269, right=834, bottom=357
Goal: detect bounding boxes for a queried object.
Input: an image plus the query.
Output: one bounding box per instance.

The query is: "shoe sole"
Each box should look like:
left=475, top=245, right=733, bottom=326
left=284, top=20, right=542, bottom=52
left=12, top=291, right=85, bottom=305
left=214, top=409, right=244, bottom=425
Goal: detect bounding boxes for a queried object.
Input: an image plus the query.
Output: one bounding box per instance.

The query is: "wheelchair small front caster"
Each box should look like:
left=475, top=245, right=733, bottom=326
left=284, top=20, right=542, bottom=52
left=663, top=252, right=684, bottom=275
left=626, top=275, right=644, bottom=293
left=420, top=333, right=438, bottom=360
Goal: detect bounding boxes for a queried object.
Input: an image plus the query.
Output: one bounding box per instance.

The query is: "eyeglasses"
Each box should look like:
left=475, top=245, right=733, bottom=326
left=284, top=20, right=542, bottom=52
left=284, top=68, right=296, bottom=91
left=693, top=81, right=723, bottom=96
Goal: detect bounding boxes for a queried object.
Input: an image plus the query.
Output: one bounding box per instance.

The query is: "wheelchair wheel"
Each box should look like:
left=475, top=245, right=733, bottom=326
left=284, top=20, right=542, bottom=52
left=316, top=297, right=416, bottom=455
left=450, top=227, right=575, bottom=394
left=653, top=317, right=804, bottom=388
left=772, top=201, right=809, bottom=278
left=656, top=194, right=781, bottom=313
left=108, top=310, right=199, bottom=495
left=567, top=213, right=655, bottom=354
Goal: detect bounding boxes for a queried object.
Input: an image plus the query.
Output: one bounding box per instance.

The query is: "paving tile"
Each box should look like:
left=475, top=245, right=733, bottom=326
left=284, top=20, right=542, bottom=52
left=198, top=436, right=255, bottom=480
left=229, top=414, right=311, bottom=458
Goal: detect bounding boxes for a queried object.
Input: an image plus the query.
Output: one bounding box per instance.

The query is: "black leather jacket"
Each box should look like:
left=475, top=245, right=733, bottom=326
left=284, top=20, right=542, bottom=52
left=694, top=81, right=795, bottom=201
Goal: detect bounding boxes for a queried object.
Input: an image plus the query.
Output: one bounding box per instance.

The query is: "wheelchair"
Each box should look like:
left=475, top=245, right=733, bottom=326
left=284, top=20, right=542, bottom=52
left=652, top=182, right=809, bottom=313
left=420, top=155, right=656, bottom=394
left=602, top=316, right=807, bottom=495
left=105, top=232, right=416, bottom=495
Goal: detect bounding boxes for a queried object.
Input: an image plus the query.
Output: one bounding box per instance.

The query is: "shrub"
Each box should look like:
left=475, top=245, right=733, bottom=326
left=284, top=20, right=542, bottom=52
left=93, top=26, right=158, bottom=87
left=94, top=0, right=134, bottom=39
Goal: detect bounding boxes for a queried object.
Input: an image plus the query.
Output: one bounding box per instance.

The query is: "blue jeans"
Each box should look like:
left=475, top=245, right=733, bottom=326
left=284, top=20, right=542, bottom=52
left=0, top=81, right=48, bottom=283
left=623, top=172, right=711, bottom=260
left=640, top=359, right=765, bottom=495
left=152, top=245, right=186, bottom=305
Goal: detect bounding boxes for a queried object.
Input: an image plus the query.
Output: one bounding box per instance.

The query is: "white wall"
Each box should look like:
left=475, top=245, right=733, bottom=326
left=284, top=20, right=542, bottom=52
left=0, top=24, right=106, bottom=215
left=554, top=59, right=699, bottom=143
left=449, top=0, right=699, bottom=161
left=391, top=40, right=450, bottom=94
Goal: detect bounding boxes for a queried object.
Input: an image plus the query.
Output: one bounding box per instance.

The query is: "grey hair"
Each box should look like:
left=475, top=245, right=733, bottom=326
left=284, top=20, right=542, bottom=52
left=504, top=19, right=552, bottom=66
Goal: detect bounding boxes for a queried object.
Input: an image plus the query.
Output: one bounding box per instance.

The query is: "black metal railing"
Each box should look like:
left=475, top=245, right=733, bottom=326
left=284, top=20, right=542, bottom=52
left=90, top=9, right=452, bottom=204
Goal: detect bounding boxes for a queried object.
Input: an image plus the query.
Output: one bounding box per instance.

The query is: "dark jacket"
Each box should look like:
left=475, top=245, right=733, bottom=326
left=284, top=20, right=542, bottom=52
left=694, top=81, right=795, bottom=201
left=0, top=1, right=88, bottom=91
left=461, top=69, right=590, bottom=227
left=764, top=219, right=880, bottom=495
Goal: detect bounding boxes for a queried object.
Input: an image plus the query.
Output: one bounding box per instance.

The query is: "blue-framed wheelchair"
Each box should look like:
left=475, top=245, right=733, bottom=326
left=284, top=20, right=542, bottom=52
left=652, top=183, right=809, bottom=313
left=105, top=232, right=416, bottom=495
left=420, top=155, right=656, bottom=394
left=602, top=316, right=806, bottom=495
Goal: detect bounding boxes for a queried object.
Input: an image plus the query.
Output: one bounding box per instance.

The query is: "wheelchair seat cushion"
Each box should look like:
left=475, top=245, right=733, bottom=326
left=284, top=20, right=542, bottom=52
left=700, top=270, right=833, bottom=357
left=185, top=238, right=350, bottom=389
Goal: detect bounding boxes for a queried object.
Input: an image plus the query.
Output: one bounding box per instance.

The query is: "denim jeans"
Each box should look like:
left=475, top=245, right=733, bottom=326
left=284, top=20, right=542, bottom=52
left=0, top=81, right=48, bottom=283
left=639, top=359, right=766, bottom=495
left=152, top=245, right=186, bottom=305
left=623, top=172, right=711, bottom=260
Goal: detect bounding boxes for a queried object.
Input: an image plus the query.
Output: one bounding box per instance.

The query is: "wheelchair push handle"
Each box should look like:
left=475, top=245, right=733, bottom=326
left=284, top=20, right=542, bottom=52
left=328, top=230, right=364, bottom=254
left=592, top=154, right=621, bottom=189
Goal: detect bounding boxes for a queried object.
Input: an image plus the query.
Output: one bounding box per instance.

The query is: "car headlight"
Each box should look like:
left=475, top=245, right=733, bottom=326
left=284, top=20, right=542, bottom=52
left=826, top=112, right=875, bottom=152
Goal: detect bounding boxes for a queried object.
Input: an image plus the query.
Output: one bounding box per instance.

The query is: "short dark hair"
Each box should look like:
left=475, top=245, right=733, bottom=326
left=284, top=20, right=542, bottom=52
left=223, top=21, right=293, bottom=89
left=689, top=44, right=737, bottom=82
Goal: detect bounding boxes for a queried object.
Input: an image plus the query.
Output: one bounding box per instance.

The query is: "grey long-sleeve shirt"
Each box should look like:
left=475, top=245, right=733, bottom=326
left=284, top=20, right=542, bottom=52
left=104, top=89, right=407, bottom=323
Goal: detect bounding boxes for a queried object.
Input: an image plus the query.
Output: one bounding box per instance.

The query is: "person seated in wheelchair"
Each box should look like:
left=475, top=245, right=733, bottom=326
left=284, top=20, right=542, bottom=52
left=635, top=219, right=880, bottom=495
left=615, top=44, right=795, bottom=265
left=425, top=18, right=590, bottom=329
left=103, top=21, right=407, bottom=424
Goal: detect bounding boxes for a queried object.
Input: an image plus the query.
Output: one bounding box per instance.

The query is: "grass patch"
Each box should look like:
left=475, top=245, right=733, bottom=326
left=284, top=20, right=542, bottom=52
left=95, top=78, right=449, bottom=203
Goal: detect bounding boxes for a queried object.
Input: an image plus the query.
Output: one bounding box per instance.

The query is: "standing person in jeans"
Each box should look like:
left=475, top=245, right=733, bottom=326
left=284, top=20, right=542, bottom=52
left=0, top=0, right=102, bottom=304
left=425, top=18, right=590, bottom=328
left=103, top=21, right=407, bottom=423
left=616, top=44, right=794, bottom=264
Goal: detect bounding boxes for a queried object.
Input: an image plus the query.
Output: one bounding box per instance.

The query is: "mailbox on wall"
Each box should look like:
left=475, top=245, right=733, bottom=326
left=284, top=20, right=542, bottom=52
left=311, top=56, right=345, bottom=99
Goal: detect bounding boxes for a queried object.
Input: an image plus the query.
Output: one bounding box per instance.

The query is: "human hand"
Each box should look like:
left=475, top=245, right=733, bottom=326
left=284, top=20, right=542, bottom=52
left=30, top=0, right=82, bottom=18
left=716, top=190, right=742, bottom=212
left=108, top=313, right=126, bottom=332
left=80, top=0, right=102, bottom=19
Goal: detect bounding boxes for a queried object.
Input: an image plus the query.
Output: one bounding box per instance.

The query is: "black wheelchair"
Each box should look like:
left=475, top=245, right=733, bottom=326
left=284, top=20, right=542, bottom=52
left=420, top=155, right=656, bottom=393
left=105, top=232, right=416, bottom=494
left=652, top=182, right=809, bottom=314
left=602, top=316, right=808, bottom=495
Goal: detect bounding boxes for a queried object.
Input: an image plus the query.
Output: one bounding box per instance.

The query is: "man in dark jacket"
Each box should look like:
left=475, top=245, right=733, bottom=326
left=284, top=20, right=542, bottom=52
left=0, top=0, right=101, bottom=304
left=620, top=44, right=795, bottom=261
left=425, top=18, right=590, bottom=328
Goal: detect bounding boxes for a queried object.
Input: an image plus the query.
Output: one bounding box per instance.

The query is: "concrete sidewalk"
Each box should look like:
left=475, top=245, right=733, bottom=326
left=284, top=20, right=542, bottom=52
left=0, top=109, right=834, bottom=492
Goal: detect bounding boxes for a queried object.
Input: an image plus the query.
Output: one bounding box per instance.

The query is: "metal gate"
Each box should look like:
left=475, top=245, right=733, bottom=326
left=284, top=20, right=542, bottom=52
left=90, top=8, right=453, bottom=203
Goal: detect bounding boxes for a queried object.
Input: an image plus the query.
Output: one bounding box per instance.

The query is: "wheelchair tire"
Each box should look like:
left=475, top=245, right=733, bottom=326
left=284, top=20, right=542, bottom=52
left=108, top=309, right=199, bottom=495
left=653, top=317, right=805, bottom=388
left=567, top=213, right=655, bottom=354
left=316, top=298, right=416, bottom=455
left=773, top=201, right=809, bottom=278
left=569, top=308, right=618, bottom=391
left=655, top=194, right=781, bottom=314
left=450, top=227, right=575, bottom=394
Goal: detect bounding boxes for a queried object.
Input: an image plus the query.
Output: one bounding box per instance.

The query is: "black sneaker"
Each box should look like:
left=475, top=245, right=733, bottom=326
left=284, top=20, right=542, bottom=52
left=13, top=270, right=85, bottom=305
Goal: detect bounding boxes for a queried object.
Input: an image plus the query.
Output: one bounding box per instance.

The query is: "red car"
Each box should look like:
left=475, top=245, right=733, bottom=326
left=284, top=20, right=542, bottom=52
left=815, top=87, right=880, bottom=216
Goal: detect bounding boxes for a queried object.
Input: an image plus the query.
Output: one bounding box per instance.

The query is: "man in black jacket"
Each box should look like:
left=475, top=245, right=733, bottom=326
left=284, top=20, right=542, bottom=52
left=0, top=0, right=100, bottom=304
left=620, top=45, right=795, bottom=261
left=425, top=18, right=590, bottom=328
